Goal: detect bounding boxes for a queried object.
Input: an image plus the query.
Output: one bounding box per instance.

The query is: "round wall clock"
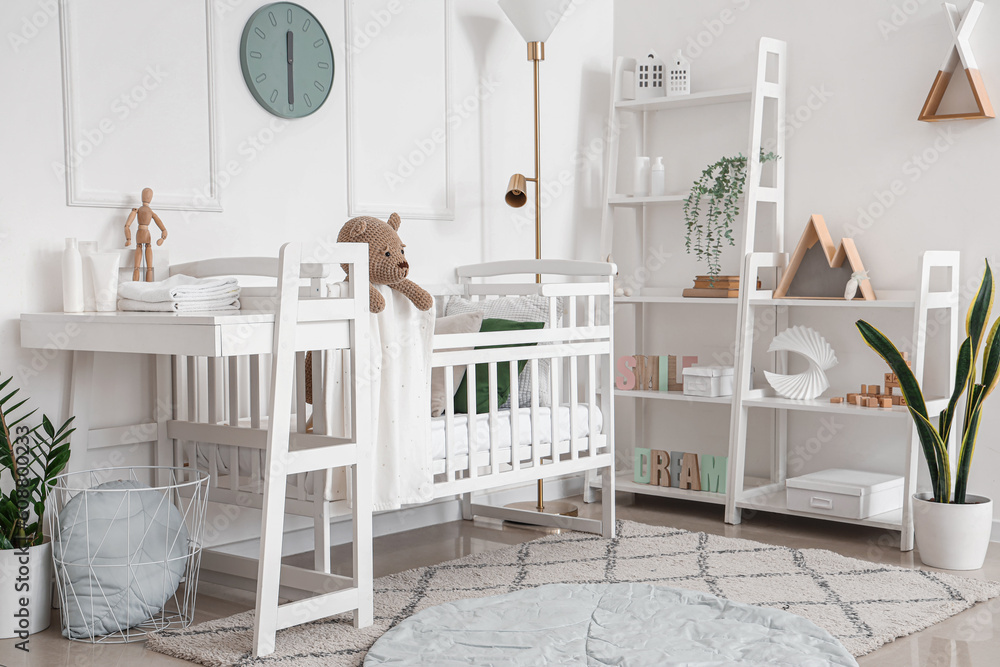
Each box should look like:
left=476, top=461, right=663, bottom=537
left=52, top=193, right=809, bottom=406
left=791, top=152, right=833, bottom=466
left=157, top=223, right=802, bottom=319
left=239, top=3, right=334, bottom=118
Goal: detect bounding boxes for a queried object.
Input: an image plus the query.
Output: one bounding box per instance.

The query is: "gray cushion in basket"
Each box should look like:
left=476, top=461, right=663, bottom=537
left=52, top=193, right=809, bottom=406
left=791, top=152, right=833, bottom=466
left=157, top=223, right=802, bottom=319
left=54, top=480, right=189, bottom=639
left=364, top=582, right=858, bottom=666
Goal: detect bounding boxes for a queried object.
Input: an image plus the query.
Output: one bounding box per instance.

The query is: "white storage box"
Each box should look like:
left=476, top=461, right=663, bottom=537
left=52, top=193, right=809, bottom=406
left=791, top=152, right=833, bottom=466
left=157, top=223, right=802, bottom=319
left=786, top=469, right=904, bottom=520
left=682, top=365, right=734, bottom=397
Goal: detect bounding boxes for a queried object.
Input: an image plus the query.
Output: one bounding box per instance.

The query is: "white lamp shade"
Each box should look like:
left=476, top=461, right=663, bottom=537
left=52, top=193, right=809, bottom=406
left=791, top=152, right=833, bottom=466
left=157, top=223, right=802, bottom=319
left=498, top=0, right=567, bottom=42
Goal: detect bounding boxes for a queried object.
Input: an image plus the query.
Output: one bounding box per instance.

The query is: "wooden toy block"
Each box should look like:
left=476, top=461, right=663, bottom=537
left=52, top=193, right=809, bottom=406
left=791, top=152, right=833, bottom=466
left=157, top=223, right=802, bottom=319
left=678, top=453, right=702, bottom=491
left=868, top=385, right=881, bottom=395
left=830, top=396, right=844, bottom=404
left=650, top=449, right=671, bottom=487
left=860, top=383, right=867, bottom=394
left=846, top=393, right=858, bottom=404
left=866, top=397, right=879, bottom=408
left=881, top=398, right=892, bottom=408
left=855, top=395, right=864, bottom=406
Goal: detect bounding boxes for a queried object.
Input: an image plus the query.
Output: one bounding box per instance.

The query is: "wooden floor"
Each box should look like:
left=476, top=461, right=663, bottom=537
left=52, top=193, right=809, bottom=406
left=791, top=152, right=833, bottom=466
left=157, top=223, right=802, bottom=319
left=2, top=493, right=998, bottom=666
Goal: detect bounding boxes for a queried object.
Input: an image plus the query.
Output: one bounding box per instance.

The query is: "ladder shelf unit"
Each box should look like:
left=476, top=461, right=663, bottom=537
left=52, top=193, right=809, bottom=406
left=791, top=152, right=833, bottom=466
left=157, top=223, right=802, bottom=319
left=594, top=38, right=788, bottom=507
left=725, top=251, right=961, bottom=551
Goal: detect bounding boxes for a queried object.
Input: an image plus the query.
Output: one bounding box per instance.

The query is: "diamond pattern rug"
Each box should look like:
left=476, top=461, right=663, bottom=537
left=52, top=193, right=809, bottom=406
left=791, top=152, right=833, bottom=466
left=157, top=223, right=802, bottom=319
left=147, top=520, right=1000, bottom=666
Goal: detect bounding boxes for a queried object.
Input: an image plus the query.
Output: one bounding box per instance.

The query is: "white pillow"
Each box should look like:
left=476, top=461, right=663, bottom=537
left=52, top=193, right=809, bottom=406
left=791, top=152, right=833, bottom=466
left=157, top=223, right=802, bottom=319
left=431, top=311, right=484, bottom=417
left=444, top=295, right=562, bottom=408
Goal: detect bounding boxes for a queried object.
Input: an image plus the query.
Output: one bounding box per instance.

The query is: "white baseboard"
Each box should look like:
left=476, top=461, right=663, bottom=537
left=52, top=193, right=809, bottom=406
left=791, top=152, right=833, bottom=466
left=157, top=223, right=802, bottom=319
left=211, top=475, right=587, bottom=559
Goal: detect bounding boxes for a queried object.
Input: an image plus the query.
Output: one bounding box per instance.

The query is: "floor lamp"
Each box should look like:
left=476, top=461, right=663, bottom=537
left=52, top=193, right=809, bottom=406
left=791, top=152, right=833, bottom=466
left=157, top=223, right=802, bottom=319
left=498, top=0, right=577, bottom=518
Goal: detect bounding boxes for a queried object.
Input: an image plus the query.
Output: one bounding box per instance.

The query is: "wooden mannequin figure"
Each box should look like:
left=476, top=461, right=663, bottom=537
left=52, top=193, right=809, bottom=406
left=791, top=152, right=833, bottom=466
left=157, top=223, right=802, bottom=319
left=124, top=187, right=168, bottom=281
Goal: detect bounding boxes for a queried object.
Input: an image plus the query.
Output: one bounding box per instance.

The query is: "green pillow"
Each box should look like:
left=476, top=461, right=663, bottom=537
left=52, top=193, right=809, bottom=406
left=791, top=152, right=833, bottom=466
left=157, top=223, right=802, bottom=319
left=453, top=318, right=545, bottom=414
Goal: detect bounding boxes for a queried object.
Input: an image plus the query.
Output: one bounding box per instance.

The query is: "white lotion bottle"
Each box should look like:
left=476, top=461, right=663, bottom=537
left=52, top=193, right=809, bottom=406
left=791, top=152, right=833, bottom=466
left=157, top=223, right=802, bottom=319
left=651, top=156, right=665, bottom=196
left=79, top=241, right=98, bottom=311
left=62, top=238, right=84, bottom=313
left=633, top=156, right=651, bottom=197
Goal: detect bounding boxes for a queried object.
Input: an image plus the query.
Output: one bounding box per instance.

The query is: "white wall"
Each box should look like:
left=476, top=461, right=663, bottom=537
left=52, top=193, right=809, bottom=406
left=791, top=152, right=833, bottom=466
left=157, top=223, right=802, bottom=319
left=0, top=0, right=611, bottom=547
left=613, top=0, right=1000, bottom=529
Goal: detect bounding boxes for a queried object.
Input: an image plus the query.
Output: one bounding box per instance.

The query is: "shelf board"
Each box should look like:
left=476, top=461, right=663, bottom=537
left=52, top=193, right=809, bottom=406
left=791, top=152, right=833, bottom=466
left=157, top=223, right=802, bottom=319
left=742, top=394, right=948, bottom=418
left=616, top=474, right=727, bottom=504
left=614, top=389, right=732, bottom=405
left=747, top=290, right=918, bottom=309
left=615, top=289, right=740, bottom=305
left=737, top=483, right=903, bottom=531
left=616, top=87, right=753, bottom=112
left=609, top=193, right=688, bottom=206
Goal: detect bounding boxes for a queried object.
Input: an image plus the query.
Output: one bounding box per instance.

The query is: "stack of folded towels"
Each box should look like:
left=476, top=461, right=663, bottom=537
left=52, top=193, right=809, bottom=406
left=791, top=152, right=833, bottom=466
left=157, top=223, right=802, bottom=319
left=118, top=275, right=241, bottom=312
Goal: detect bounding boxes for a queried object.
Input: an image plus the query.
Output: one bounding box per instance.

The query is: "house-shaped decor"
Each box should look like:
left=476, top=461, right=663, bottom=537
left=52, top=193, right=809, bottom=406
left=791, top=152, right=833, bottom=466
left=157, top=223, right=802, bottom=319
left=774, top=214, right=875, bottom=301
left=918, top=1, right=995, bottom=122
left=668, top=50, right=690, bottom=97
left=636, top=53, right=665, bottom=99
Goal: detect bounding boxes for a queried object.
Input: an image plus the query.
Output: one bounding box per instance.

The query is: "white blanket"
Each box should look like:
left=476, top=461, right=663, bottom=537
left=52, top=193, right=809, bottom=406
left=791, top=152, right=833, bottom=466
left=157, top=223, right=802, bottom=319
left=117, top=298, right=241, bottom=312
left=118, top=274, right=240, bottom=303
left=362, top=285, right=435, bottom=511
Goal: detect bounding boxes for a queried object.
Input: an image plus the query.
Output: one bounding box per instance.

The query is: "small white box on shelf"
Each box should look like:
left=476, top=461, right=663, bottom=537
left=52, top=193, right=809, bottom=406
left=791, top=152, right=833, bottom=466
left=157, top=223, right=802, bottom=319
left=682, top=365, right=734, bottom=397
left=786, top=469, right=903, bottom=520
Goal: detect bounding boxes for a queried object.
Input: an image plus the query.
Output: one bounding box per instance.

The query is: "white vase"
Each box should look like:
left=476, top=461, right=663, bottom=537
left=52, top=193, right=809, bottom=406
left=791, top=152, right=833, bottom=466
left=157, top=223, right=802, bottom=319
left=913, top=493, right=993, bottom=570
left=0, top=540, right=53, bottom=638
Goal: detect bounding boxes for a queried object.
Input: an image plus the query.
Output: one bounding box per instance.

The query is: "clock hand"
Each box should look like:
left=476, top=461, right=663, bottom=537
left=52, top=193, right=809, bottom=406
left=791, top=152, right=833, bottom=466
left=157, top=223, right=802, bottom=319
left=286, top=30, right=294, bottom=106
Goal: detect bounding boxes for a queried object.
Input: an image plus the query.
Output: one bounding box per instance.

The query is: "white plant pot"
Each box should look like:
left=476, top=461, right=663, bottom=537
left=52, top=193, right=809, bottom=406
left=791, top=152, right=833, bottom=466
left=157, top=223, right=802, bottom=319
left=0, top=540, right=52, bottom=638
left=913, top=493, right=993, bottom=571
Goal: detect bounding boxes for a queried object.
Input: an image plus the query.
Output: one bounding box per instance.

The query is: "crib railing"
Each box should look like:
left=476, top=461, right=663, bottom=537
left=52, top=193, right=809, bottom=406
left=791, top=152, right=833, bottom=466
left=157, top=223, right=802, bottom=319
left=429, top=260, right=616, bottom=501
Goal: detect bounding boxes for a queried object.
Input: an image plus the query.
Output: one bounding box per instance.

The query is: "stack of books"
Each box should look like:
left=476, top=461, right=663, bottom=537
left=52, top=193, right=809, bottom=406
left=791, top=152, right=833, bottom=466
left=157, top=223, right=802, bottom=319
left=682, top=275, right=741, bottom=298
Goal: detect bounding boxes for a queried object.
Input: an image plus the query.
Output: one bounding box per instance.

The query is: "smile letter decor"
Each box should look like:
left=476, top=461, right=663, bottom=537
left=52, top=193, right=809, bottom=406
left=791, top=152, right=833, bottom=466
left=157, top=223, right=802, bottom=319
left=764, top=326, right=838, bottom=400
left=918, top=1, right=994, bottom=122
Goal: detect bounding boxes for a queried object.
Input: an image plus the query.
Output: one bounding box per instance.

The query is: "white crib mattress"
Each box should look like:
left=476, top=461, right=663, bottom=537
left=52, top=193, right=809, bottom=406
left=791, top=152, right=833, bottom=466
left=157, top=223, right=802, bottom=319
left=430, top=404, right=603, bottom=462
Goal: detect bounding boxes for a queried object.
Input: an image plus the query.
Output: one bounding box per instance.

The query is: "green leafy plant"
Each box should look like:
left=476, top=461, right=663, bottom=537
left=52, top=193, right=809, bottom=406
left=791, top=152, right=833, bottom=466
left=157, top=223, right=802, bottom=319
left=0, top=375, right=74, bottom=549
left=857, top=260, right=1000, bottom=504
left=683, top=151, right=778, bottom=280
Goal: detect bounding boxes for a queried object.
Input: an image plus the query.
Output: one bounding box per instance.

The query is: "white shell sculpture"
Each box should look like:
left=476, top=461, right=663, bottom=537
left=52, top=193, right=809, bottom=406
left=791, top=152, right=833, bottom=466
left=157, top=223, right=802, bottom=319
left=764, top=326, right=838, bottom=400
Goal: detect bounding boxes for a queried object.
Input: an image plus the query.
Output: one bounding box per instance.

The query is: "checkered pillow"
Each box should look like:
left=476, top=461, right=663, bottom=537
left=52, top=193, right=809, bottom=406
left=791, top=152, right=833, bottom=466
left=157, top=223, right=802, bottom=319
left=444, top=295, right=563, bottom=408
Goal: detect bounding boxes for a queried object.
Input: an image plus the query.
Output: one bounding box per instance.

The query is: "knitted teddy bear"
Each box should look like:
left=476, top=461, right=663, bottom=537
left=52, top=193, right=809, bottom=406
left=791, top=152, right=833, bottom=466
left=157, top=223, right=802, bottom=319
left=338, top=212, right=433, bottom=313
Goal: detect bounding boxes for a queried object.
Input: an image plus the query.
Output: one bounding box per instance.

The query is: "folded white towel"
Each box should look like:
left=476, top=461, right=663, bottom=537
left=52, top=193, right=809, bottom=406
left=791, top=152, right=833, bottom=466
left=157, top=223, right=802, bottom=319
left=118, top=274, right=240, bottom=303
left=117, top=298, right=241, bottom=313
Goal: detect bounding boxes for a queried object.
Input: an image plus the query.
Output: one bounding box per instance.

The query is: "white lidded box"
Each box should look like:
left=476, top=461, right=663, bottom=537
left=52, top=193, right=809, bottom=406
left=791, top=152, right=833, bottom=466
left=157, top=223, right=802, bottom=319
left=682, top=365, right=734, bottom=397
left=786, top=469, right=904, bottom=520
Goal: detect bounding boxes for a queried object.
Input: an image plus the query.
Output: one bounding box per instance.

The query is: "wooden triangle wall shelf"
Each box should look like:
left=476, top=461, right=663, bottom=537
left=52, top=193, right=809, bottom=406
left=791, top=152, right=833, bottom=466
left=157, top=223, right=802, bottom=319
left=918, top=1, right=995, bottom=122
left=774, top=214, right=876, bottom=301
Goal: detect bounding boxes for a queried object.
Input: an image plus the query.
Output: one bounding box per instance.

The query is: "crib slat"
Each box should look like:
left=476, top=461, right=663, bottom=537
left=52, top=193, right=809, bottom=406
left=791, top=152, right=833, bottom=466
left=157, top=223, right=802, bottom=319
left=588, top=353, right=598, bottom=458
left=466, top=363, right=477, bottom=479
left=444, top=368, right=456, bottom=481
left=487, top=362, right=499, bottom=476
left=311, top=350, right=327, bottom=435
left=530, top=358, right=540, bottom=470
left=548, top=296, right=558, bottom=328
left=587, top=295, right=595, bottom=328
left=185, top=356, right=198, bottom=470
left=569, top=354, right=579, bottom=460
left=173, top=356, right=184, bottom=468
left=508, top=361, right=520, bottom=471
left=228, top=357, right=240, bottom=426
left=568, top=296, right=577, bottom=330
left=250, top=354, right=263, bottom=429
left=208, top=357, right=222, bottom=424
left=550, top=353, right=560, bottom=462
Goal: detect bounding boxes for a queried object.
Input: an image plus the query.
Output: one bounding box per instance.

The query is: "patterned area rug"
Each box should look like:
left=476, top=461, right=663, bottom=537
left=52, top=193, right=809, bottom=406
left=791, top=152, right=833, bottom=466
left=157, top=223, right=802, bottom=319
left=148, top=520, right=1000, bottom=666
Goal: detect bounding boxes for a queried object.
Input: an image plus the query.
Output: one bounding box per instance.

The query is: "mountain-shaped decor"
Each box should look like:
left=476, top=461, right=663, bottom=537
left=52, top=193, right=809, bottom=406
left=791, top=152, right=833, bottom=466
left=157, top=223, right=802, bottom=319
left=774, top=214, right=875, bottom=301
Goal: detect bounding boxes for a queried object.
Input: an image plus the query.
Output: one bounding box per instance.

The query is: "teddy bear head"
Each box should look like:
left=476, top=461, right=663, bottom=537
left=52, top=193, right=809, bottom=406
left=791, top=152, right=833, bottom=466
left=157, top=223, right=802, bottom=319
left=337, top=212, right=411, bottom=285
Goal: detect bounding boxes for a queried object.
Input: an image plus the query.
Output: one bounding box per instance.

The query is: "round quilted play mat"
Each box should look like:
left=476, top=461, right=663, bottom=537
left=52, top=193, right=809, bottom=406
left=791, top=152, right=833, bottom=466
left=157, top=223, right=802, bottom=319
left=364, top=582, right=858, bottom=666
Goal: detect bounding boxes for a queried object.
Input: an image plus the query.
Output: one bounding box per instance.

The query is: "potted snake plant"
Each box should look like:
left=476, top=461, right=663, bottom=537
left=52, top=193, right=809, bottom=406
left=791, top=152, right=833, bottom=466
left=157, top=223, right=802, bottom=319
left=0, top=375, right=74, bottom=639
left=857, top=260, right=999, bottom=570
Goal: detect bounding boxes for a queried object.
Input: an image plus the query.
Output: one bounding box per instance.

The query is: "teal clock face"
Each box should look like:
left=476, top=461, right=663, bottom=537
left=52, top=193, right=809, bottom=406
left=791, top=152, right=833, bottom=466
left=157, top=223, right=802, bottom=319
left=239, top=3, right=334, bottom=118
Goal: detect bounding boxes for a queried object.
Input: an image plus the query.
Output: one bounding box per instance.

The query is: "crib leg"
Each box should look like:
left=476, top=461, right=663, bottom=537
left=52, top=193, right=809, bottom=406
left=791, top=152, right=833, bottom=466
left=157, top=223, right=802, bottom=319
left=601, top=465, right=616, bottom=539
left=313, top=499, right=332, bottom=573
left=583, top=470, right=598, bottom=504
left=461, top=492, right=473, bottom=521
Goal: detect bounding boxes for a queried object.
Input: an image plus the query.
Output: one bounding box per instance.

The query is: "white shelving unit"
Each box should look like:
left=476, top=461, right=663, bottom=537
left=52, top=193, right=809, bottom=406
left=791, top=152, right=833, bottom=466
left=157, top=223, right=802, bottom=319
left=725, top=251, right=962, bottom=551
left=595, top=38, right=787, bottom=506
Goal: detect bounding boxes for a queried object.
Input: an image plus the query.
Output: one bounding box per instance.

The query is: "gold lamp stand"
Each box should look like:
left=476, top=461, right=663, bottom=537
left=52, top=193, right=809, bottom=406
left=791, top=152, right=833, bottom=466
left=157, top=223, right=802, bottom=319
left=503, top=40, right=578, bottom=519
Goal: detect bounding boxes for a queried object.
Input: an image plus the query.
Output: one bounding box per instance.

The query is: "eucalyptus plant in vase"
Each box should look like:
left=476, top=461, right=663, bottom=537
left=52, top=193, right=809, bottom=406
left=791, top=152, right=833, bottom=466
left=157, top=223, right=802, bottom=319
left=857, top=260, right=999, bottom=570
left=683, top=151, right=778, bottom=282
left=0, top=374, right=75, bottom=638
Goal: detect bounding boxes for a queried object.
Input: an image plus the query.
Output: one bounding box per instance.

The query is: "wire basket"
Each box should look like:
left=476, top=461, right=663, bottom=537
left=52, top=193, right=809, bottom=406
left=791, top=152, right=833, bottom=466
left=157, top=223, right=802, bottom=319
left=47, top=466, right=210, bottom=643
